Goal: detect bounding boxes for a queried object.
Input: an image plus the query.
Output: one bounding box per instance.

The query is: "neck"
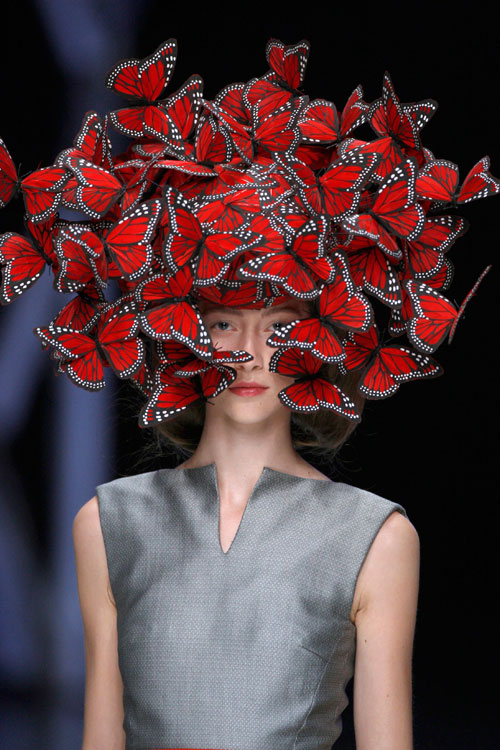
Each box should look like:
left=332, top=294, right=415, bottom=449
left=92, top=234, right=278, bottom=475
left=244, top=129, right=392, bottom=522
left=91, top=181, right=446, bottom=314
left=183, top=408, right=305, bottom=487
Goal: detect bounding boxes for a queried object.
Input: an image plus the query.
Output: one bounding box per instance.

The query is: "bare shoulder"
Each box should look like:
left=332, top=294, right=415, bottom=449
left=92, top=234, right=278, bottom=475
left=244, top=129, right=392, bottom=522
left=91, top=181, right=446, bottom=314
left=73, top=495, right=116, bottom=608
left=73, top=496, right=106, bottom=561
left=73, top=495, right=100, bottom=539
left=370, top=509, right=419, bottom=557
left=350, top=510, right=420, bottom=625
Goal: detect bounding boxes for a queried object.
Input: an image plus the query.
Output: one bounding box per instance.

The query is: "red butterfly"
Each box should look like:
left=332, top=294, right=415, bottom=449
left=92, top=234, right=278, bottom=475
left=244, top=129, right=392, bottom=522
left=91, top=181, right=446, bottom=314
left=55, top=111, right=113, bottom=171
left=110, top=157, right=162, bottom=214
left=297, top=86, right=368, bottom=144
left=342, top=68, right=435, bottom=182
left=387, top=259, right=455, bottom=337
left=173, top=347, right=254, bottom=377
left=136, top=265, right=214, bottom=360
left=155, top=339, right=203, bottom=366
left=339, top=325, right=442, bottom=398
left=103, top=199, right=163, bottom=281
left=415, top=156, right=500, bottom=204
left=403, top=215, right=467, bottom=281
left=193, top=259, right=289, bottom=308
left=203, top=96, right=302, bottom=164
left=266, top=249, right=373, bottom=361
left=0, top=215, right=59, bottom=304
left=237, top=217, right=333, bottom=298
left=195, top=115, right=234, bottom=164
left=339, top=135, right=406, bottom=183
left=50, top=285, right=104, bottom=331
left=243, top=78, right=294, bottom=120
left=20, top=166, right=71, bottom=223
left=156, top=115, right=234, bottom=177
left=34, top=296, right=144, bottom=390
left=265, top=38, right=310, bottom=91
left=143, top=75, right=204, bottom=153
left=106, top=39, right=176, bottom=124
left=214, top=81, right=252, bottom=125
left=162, top=186, right=264, bottom=283
left=128, top=360, right=155, bottom=398
left=345, top=236, right=402, bottom=309
left=404, top=269, right=491, bottom=352
left=342, top=158, right=425, bottom=258
left=153, top=338, right=253, bottom=381
left=269, top=347, right=360, bottom=419
left=275, top=150, right=378, bottom=220
left=174, top=163, right=255, bottom=202
left=106, top=39, right=183, bottom=153
left=0, top=137, right=19, bottom=208
left=368, top=71, right=436, bottom=153
left=138, top=360, right=232, bottom=426
left=192, top=185, right=263, bottom=232
left=53, top=225, right=107, bottom=293
left=106, top=38, right=177, bottom=101
left=63, top=159, right=124, bottom=219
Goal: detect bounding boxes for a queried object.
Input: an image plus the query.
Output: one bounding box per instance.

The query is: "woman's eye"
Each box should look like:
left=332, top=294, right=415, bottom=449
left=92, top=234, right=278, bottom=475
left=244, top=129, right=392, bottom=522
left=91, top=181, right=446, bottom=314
left=210, top=320, right=289, bottom=332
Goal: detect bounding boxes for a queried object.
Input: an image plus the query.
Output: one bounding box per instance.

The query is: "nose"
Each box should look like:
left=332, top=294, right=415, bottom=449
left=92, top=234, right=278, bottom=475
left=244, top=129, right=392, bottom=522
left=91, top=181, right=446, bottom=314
left=231, top=326, right=266, bottom=370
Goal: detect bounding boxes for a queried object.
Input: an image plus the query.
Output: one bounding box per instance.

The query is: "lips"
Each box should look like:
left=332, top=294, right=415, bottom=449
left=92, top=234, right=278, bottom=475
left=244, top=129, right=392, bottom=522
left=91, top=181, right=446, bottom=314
left=229, top=382, right=268, bottom=389
left=228, top=382, right=269, bottom=396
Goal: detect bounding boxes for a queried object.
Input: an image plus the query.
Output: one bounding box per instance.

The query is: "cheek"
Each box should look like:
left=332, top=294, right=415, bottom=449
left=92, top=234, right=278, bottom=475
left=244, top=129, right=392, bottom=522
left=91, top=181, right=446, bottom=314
left=265, top=362, right=297, bottom=390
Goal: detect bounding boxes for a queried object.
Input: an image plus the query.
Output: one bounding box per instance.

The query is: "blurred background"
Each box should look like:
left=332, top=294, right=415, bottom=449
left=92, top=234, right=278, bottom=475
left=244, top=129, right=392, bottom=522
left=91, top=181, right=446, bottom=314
left=0, top=1, right=498, bottom=748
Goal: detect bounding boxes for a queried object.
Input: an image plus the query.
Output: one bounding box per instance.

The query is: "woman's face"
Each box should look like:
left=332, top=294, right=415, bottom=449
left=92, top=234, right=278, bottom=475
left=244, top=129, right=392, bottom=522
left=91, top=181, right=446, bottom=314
left=197, top=297, right=312, bottom=425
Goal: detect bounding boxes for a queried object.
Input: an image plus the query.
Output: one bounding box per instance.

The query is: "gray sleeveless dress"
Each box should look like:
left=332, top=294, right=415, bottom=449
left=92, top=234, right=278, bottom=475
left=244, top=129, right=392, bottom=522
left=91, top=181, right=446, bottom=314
left=96, top=463, right=408, bottom=750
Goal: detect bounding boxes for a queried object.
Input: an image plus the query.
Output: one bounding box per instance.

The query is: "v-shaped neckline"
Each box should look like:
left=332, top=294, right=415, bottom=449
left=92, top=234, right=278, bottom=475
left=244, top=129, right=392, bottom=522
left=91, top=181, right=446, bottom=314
left=172, top=462, right=332, bottom=557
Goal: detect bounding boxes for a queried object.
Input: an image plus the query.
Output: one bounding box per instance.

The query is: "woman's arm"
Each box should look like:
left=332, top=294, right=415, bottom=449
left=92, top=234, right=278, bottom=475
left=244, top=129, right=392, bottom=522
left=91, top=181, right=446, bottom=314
left=73, top=496, right=126, bottom=750
left=352, top=510, right=420, bottom=750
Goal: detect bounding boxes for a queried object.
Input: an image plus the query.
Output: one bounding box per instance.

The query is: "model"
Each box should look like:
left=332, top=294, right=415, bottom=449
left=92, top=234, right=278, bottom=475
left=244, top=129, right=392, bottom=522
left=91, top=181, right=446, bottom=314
left=1, top=36, right=498, bottom=750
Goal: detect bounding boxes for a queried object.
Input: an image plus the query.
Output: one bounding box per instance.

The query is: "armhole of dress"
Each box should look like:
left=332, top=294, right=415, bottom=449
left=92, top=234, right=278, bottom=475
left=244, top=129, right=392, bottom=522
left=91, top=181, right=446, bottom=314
left=350, top=502, right=409, bottom=628
left=95, top=485, right=118, bottom=610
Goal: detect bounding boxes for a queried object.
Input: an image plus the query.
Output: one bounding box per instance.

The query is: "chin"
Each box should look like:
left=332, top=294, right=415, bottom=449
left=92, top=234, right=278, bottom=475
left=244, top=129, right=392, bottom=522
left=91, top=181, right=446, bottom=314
left=209, top=390, right=289, bottom=425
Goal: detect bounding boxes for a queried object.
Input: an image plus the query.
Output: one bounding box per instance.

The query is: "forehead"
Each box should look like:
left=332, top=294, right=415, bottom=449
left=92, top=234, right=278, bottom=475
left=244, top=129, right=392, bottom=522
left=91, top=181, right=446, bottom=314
left=198, top=299, right=311, bottom=315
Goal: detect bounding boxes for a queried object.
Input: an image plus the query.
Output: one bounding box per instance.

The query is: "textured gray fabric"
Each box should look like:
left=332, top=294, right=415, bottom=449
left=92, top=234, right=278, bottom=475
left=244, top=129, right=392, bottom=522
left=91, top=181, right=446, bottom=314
left=96, top=463, right=408, bottom=750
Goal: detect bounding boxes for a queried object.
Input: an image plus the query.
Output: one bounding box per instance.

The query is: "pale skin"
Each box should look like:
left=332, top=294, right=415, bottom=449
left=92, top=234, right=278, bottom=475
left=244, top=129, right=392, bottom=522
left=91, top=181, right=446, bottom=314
left=73, top=296, right=420, bottom=750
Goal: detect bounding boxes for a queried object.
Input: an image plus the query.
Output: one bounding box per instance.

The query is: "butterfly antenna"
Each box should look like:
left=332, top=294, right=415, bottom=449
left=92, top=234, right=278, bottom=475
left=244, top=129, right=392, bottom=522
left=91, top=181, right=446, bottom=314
left=448, top=264, right=492, bottom=343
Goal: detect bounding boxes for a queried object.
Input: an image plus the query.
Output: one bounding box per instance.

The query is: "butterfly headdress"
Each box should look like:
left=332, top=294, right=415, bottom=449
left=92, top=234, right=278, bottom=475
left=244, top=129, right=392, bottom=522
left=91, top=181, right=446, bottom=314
left=0, top=38, right=498, bottom=427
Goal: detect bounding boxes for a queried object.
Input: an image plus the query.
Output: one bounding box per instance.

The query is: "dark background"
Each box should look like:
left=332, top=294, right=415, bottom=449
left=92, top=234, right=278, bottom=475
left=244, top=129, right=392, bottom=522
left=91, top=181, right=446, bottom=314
left=0, top=1, right=498, bottom=748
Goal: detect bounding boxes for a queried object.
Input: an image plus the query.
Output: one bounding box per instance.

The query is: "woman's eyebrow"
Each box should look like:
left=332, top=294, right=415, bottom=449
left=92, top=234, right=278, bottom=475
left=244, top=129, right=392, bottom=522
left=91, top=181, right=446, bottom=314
left=202, top=306, right=307, bottom=316
left=263, top=306, right=308, bottom=315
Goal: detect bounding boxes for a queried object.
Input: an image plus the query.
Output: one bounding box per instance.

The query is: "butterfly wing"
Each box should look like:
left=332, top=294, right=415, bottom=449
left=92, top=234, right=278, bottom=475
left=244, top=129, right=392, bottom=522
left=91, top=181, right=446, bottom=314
left=105, top=38, right=177, bottom=101
left=98, top=299, right=145, bottom=379
left=104, top=199, right=162, bottom=280
left=415, top=159, right=458, bottom=202
left=360, top=344, right=442, bottom=398
left=34, top=324, right=106, bottom=390
left=265, top=38, right=310, bottom=90
left=0, top=232, right=47, bottom=303
left=21, top=166, right=70, bottom=223
left=0, top=137, right=18, bottom=208
left=69, top=160, right=123, bottom=219
left=457, top=156, right=500, bottom=204
left=404, top=279, right=458, bottom=353
left=139, top=366, right=201, bottom=426
left=267, top=317, right=344, bottom=363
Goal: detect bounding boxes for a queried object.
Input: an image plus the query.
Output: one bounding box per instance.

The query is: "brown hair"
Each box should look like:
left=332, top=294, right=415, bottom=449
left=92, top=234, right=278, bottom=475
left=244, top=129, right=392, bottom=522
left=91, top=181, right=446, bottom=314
left=127, top=297, right=367, bottom=467
left=149, top=362, right=365, bottom=461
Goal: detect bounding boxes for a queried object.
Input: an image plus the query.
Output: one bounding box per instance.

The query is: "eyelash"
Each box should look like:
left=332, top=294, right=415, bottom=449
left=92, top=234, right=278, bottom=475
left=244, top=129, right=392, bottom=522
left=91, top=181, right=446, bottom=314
left=210, top=320, right=289, bottom=332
